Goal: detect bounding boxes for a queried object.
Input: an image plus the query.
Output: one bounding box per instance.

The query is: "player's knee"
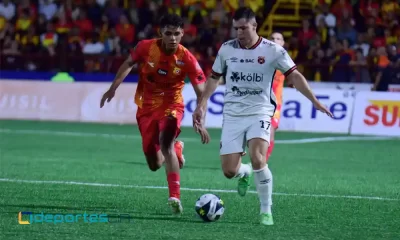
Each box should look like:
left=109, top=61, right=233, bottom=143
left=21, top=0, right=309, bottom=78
left=249, top=148, right=267, bottom=170
left=248, top=138, right=268, bottom=170
left=223, top=170, right=237, bottom=179
left=145, top=155, right=163, bottom=171
left=148, top=163, right=161, bottom=172
left=220, top=154, right=242, bottom=179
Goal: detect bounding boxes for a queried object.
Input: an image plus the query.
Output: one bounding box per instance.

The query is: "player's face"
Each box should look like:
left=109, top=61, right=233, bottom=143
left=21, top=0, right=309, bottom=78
left=232, top=18, right=257, bottom=43
left=160, top=26, right=184, bottom=50
left=270, top=33, right=284, bottom=47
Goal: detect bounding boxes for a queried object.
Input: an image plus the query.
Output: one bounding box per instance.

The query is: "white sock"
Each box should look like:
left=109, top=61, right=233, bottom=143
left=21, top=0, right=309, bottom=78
left=253, top=166, right=273, bottom=214
left=234, top=163, right=252, bottom=178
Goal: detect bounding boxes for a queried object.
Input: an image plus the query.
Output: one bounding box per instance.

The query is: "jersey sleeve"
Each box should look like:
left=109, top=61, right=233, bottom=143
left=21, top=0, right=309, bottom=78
left=211, top=47, right=227, bottom=77
left=184, top=50, right=206, bottom=85
left=273, top=45, right=297, bottom=77
left=129, top=40, right=146, bottom=62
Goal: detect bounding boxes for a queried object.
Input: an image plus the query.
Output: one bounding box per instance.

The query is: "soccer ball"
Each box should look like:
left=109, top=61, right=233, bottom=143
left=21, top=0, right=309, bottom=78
left=195, top=193, right=225, bottom=222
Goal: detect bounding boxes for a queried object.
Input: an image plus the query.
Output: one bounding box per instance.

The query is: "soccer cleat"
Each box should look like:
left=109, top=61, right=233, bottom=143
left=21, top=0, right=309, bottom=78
left=260, top=213, right=274, bottom=225
left=174, top=140, right=185, bottom=169
left=237, top=164, right=252, bottom=197
left=168, top=197, right=183, bottom=216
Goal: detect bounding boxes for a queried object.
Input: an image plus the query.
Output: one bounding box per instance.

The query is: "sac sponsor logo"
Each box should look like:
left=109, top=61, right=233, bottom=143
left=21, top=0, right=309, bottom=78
left=364, top=100, right=400, bottom=127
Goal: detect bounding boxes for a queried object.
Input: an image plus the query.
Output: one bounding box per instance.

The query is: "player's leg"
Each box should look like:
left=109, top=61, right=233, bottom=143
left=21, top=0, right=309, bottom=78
left=220, top=119, right=252, bottom=196
left=247, top=118, right=274, bottom=225
left=158, top=111, right=184, bottom=215
left=137, top=114, right=164, bottom=171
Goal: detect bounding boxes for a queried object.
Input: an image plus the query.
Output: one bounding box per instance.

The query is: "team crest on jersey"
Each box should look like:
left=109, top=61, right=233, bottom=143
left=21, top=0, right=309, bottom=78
left=173, top=67, right=181, bottom=75
left=258, top=56, right=265, bottom=64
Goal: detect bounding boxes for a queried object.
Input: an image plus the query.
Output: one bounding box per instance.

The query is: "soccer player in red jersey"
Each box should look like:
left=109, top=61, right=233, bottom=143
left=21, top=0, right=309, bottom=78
left=266, top=32, right=287, bottom=161
left=100, top=14, right=208, bottom=215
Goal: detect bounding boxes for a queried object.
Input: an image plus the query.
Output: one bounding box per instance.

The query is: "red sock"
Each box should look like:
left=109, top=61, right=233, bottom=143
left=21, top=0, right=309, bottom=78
left=266, top=140, right=275, bottom=162
left=167, top=172, right=180, bottom=199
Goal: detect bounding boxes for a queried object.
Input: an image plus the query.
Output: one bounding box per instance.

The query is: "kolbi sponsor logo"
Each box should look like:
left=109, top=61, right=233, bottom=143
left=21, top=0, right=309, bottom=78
left=230, top=72, right=263, bottom=82
left=231, top=86, right=263, bottom=96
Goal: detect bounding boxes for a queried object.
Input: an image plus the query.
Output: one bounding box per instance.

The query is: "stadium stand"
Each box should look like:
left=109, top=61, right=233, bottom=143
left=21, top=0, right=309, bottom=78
left=0, top=0, right=399, bottom=89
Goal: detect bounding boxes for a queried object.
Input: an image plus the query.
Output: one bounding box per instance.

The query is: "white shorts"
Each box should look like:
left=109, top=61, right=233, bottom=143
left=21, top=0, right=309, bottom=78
left=220, top=116, right=272, bottom=155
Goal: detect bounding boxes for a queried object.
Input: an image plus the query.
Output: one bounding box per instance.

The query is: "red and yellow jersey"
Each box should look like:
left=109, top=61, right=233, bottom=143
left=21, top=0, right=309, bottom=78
left=272, top=70, right=285, bottom=119
left=273, top=70, right=285, bottom=105
left=130, top=39, right=206, bottom=117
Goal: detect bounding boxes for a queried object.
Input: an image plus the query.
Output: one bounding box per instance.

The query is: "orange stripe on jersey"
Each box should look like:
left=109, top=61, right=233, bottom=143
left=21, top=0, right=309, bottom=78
left=132, top=39, right=206, bottom=117
left=272, top=70, right=285, bottom=105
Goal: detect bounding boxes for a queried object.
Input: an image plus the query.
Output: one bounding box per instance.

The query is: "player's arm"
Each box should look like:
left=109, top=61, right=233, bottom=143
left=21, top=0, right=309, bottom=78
left=100, top=42, right=144, bottom=108
left=191, top=71, right=221, bottom=144
left=274, top=46, right=333, bottom=117
left=185, top=51, right=207, bottom=99
left=196, top=72, right=222, bottom=112
left=195, top=50, right=226, bottom=113
left=192, top=49, right=225, bottom=143
left=108, top=56, right=136, bottom=92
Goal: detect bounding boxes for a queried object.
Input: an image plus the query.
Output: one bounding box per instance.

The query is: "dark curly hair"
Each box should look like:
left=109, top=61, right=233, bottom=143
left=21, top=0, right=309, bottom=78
left=159, top=13, right=184, bottom=29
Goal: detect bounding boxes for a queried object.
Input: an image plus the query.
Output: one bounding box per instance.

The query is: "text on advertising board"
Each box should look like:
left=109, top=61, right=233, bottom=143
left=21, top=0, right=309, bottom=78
left=364, top=100, right=400, bottom=127
left=283, top=95, right=349, bottom=120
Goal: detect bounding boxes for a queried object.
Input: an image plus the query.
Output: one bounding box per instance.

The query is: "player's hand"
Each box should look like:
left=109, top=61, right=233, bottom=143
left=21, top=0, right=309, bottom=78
left=192, top=106, right=206, bottom=129
left=100, top=89, right=115, bottom=108
left=313, top=101, right=334, bottom=118
left=195, top=124, right=210, bottom=144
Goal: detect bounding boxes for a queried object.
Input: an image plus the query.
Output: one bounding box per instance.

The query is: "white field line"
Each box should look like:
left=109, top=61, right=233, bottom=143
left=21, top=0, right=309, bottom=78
left=0, top=128, right=396, bottom=144
left=0, top=178, right=398, bottom=201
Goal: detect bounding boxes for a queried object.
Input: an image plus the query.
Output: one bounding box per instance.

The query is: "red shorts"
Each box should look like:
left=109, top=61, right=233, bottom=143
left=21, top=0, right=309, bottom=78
left=136, top=108, right=184, bottom=155
left=272, top=104, right=282, bottom=129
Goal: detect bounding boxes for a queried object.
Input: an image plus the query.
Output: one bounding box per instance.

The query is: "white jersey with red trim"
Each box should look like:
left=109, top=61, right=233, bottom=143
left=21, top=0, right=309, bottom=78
left=211, top=37, right=296, bottom=119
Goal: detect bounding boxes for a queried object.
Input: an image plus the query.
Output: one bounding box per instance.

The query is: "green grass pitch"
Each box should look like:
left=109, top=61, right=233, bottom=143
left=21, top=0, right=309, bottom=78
left=0, top=120, right=399, bottom=240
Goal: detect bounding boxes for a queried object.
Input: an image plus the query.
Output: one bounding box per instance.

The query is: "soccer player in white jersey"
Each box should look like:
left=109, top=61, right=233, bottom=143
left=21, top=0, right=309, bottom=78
left=192, top=7, right=333, bottom=226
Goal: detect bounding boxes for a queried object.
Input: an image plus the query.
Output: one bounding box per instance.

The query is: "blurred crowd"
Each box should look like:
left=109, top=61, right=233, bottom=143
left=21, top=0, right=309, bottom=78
left=0, top=0, right=399, bottom=87
left=297, top=0, right=400, bottom=89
